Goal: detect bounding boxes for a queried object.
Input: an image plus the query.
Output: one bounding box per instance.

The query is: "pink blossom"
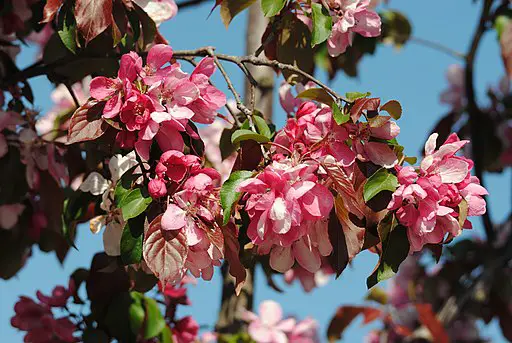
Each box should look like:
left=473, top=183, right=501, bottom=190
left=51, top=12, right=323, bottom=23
left=279, top=81, right=316, bottom=115
left=148, top=178, right=168, bottom=198
left=133, top=0, right=178, bottom=26
left=238, top=161, right=333, bottom=273
left=36, top=281, right=74, bottom=308
left=388, top=133, right=487, bottom=252
left=0, top=203, right=25, bottom=230
left=440, top=64, right=465, bottom=110
left=326, top=0, right=382, bottom=57
left=0, top=110, right=24, bottom=158
left=288, top=318, right=319, bottom=343
left=173, top=316, right=199, bottom=343
left=243, top=300, right=296, bottom=343
left=284, top=262, right=333, bottom=292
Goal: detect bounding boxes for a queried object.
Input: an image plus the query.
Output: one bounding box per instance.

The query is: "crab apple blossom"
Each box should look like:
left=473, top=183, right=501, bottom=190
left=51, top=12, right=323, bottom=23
left=325, top=0, right=382, bottom=57
left=238, top=161, right=333, bottom=273
left=284, top=261, right=333, bottom=292
left=388, top=133, right=488, bottom=252
left=172, top=316, right=200, bottom=343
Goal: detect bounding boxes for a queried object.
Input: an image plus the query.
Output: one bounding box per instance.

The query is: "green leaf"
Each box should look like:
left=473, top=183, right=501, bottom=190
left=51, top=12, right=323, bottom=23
left=221, top=171, right=254, bottom=225
left=143, top=297, right=166, bottom=339
left=367, top=225, right=409, bottom=288
left=332, top=102, right=350, bottom=125
left=365, top=287, right=388, bottom=305
left=363, top=168, right=398, bottom=202
left=114, top=168, right=137, bottom=205
left=261, top=0, right=287, bottom=17
left=120, top=215, right=145, bottom=265
left=159, top=326, right=174, bottom=343
left=345, top=92, right=371, bottom=102
left=252, top=114, right=272, bottom=138
left=57, top=3, right=77, bottom=54
left=231, top=129, right=270, bottom=145
left=311, top=3, right=333, bottom=46
left=296, top=88, right=333, bottom=106
left=129, top=292, right=145, bottom=335
left=118, top=188, right=152, bottom=221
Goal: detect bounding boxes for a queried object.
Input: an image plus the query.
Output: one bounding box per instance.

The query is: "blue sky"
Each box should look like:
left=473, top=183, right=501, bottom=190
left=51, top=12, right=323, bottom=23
left=1, top=0, right=511, bottom=341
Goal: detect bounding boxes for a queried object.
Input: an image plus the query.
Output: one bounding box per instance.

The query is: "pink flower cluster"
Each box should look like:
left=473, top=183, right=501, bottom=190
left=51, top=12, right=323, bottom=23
left=243, top=300, right=319, bottom=343
left=274, top=98, right=400, bottom=168
left=11, top=281, right=77, bottom=343
left=388, top=133, right=488, bottom=252
left=151, top=150, right=223, bottom=282
left=89, top=44, right=226, bottom=160
left=238, top=161, right=334, bottom=274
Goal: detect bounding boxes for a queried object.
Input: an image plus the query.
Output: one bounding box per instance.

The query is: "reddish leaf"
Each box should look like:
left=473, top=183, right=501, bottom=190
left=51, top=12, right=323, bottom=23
left=143, top=215, right=188, bottom=287
left=74, top=0, right=113, bottom=44
left=327, top=306, right=382, bottom=342
left=350, top=97, right=381, bottom=122
left=206, top=225, right=225, bottom=256
left=500, top=21, right=512, bottom=78
left=66, top=101, right=109, bottom=145
left=415, top=304, right=450, bottom=343
left=41, top=0, right=65, bottom=23
left=86, top=253, right=130, bottom=303
left=334, top=196, right=365, bottom=261
left=327, top=209, right=349, bottom=277
left=222, top=223, right=246, bottom=295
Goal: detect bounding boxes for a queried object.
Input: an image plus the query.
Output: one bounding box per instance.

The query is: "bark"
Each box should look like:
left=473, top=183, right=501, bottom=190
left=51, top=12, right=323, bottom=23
left=215, top=4, right=274, bottom=333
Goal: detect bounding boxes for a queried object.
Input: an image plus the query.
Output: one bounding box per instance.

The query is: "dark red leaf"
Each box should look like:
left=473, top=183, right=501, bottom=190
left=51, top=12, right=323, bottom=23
left=41, top=0, right=65, bottom=23
left=86, top=253, right=130, bottom=303
left=66, top=101, right=109, bottom=145
left=327, top=209, right=349, bottom=277
left=415, top=303, right=450, bottom=343
left=232, top=140, right=263, bottom=171
left=222, top=223, right=246, bottom=295
left=74, top=0, right=113, bottom=44
left=327, top=306, right=382, bottom=342
left=143, top=215, right=188, bottom=287
left=501, top=21, right=512, bottom=78
left=350, top=97, right=381, bottom=122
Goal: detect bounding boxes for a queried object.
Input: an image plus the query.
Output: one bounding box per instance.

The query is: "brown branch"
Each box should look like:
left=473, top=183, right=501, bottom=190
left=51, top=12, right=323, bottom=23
left=465, top=0, right=495, bottom=243
left=177, top=0, right=210, bottom=9
left=409, top=36, right=466, bottom=60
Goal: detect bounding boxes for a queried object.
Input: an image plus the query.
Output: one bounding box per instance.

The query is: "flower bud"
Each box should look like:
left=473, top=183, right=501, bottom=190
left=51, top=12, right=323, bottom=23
left=148, top=178, right=167, bottom=199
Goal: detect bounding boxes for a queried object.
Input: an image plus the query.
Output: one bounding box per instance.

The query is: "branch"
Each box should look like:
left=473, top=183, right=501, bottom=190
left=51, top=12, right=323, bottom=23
left=409, top=36, right=466, bottom=60
left=465, top=0, right=495, bottom=242
left=177, top=0, right=210, bottom=9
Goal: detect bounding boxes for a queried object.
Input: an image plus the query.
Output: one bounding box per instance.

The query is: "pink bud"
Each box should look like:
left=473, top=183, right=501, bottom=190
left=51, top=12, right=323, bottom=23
left=148, top=179, right=167, bottom=199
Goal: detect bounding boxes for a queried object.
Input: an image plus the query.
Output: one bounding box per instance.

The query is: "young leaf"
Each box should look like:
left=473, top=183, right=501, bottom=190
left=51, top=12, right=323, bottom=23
left=296, top=88, right=333, bottom=106
left=74, top=0, right=113, bottom=45
left=311, top=3, right=333, bottom=46
left=67, top=102, right=108, bottom=145
left=380, top=100, right=402, bottom=120
left=327, top=306, right=382, bottom=342
left=252, top=115, right=272, bottom=139
left=327, top=209, right=349, bottom=277
left=120, top=215, right=145, bottom=265
left=261, top=0, right=286, bottom=17
left=345, top=91, right=371, bottom=102
left=332, top=102, right=350, bottom=125
left=231, top=129, right=270, bottom=145
left=363, top=168, right=398, bottom=202
left=222, top=223, right=246, bottom=295
left=128, top=292, right=145, bottom=335
left=143, top=215, right=188, bottom=286
left=220, top=0, right=257, bottom=28
left=118, top=188, right=152, bottom=221
left=367, top=225, right=410, bottom=288
left=415, top=304, right=450, bottom=343
left=221, top=171, right=254, bottom=225
left=41, top=0, right=65, bottom=23
left=350, top=97, right=381, bottom=122
left=57, top=3, right=78, bottom=54
left=143, top=297, right=166, bottom=339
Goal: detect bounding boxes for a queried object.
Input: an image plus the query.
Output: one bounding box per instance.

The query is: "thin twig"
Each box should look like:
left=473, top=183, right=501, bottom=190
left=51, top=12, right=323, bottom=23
left=177, top=0, right=209, bottom=9
left=409, top=36, right=466, bottom=60
left=64, top=82, right=80, bottom=108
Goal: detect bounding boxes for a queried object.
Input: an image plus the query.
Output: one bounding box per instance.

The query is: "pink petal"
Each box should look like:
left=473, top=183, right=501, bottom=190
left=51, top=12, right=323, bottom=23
left=259, top=300, right=283, bottom=326
left=135, top=139, right=152, bottom=160
left=293, top=238, right=321, bottom=273
left=90, top=76, right=118, bottom=100
left=269, top=246, right=294, bottom=273
left=192, top=57, right=216, bottom=77
left=248, top=321, right=274, bottom=343
left=300, top=185, right=334, bottom=219
left=161, top=203, right=187, bottom=231
left=436, top=158, right=469, bottom=183
left=147, top=44, right=173, bottom=69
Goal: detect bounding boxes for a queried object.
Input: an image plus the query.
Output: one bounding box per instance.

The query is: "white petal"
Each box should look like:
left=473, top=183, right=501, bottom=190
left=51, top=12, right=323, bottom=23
left=80, top=172, right=109, bottom=196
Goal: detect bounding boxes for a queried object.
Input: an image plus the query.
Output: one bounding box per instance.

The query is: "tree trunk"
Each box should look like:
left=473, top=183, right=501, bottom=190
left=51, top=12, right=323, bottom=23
left=215, top=4, right=275, bottom=334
